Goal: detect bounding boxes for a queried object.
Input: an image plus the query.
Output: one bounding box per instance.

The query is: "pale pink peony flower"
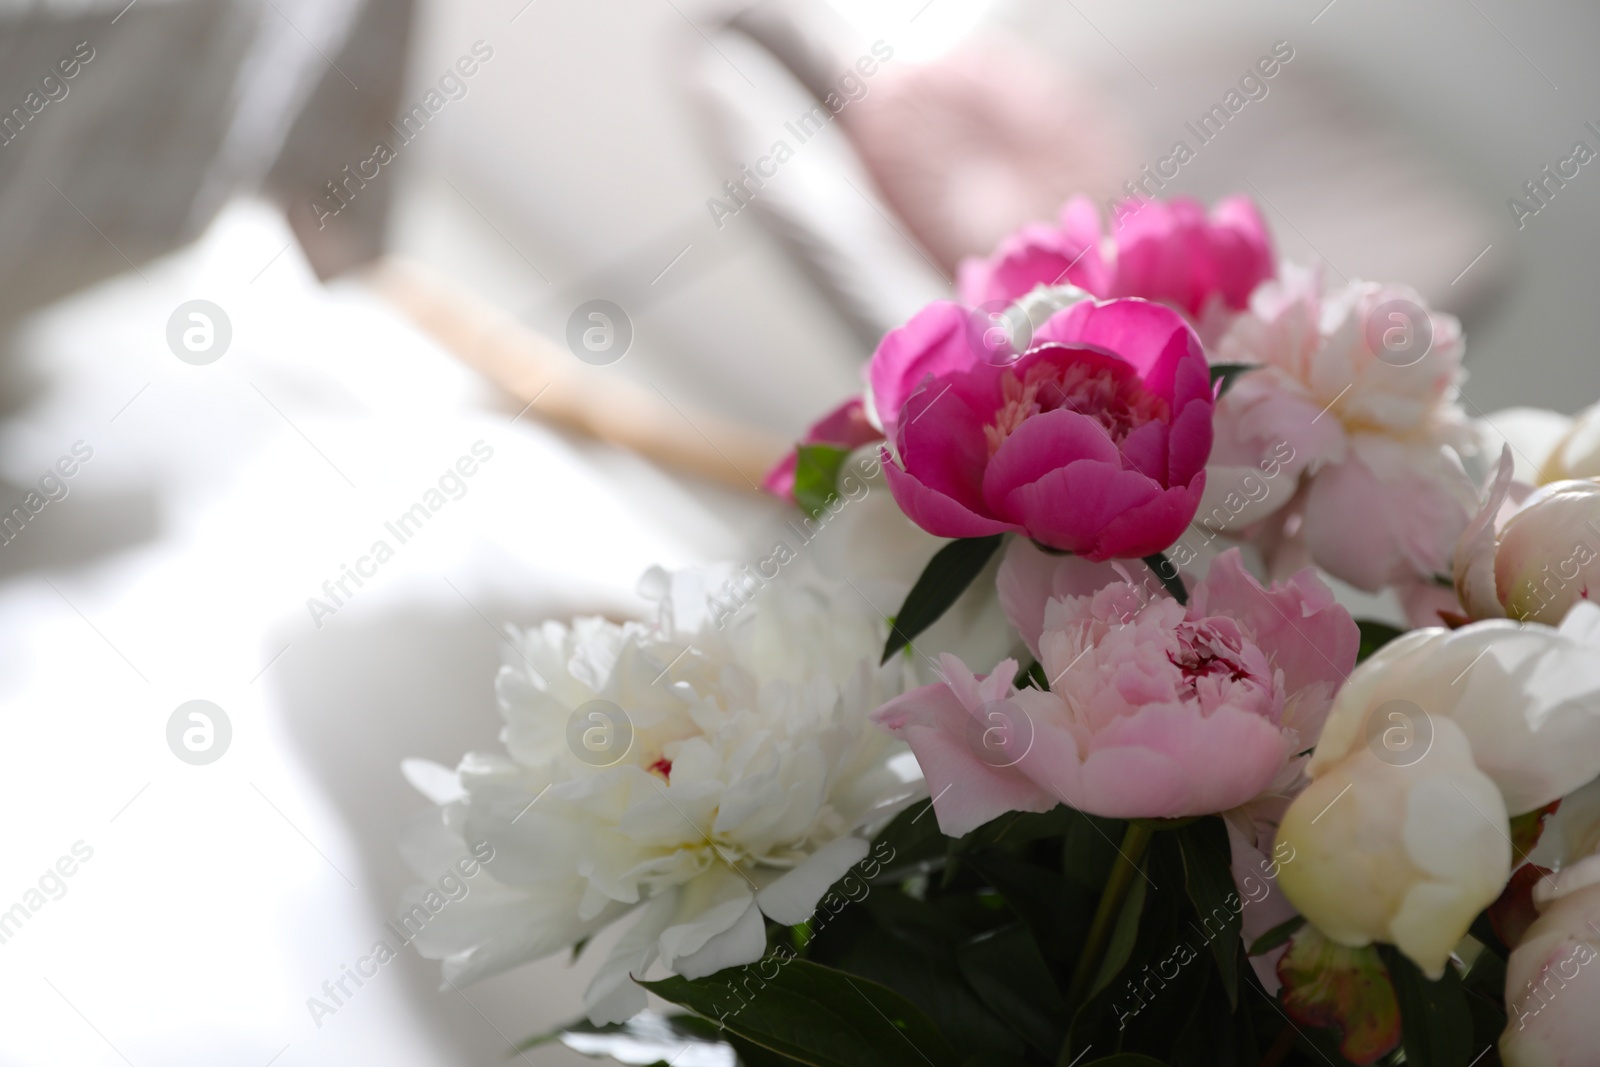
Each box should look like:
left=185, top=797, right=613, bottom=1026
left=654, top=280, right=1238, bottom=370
left=1211, top=264, right=1478, bottom=591
left=871, top=549, right=1357, bottom=833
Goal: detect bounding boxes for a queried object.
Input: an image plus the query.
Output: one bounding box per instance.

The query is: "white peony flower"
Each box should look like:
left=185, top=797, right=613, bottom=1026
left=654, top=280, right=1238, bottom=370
left=398, top=563, right=920, bottom=1023
left=1276, top=716, right=1510, bottom=978
left=1309, top=602, right=1600, bottom=816
left=1478, top=399, right=1600, bottom=487
left=1501, top=866, right=1600, bottom=1067
left=1279, top=602, right=1600, bottom=977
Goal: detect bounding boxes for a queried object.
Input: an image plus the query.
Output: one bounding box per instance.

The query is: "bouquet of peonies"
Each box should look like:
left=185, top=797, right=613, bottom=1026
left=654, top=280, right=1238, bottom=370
left=401, top=195, right=1600, bottom=1067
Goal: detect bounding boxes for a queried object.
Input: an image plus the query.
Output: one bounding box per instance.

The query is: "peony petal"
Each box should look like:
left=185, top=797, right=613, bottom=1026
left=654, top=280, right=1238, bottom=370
left=584, top=889, right=681, bottom=1024
left=672, top=897, right=767, bottom=980
left=881, top=453, right=1021, bottom=540
left=1453, top=446, right=1515, bottom=620
left=1192, top=549, right=1358, bottom=702
left=1088, top=479, right=1205, bottom=561
left=981, top=407, right=1121, bottom=516
left=872, top=669, right=1057, bottom=837
left=897, top=378, right=999, bottom=514
left=756, top=835, right=870, bottom=926
left=997, top=460, right=1162, bottom=557
left=1082, top=703, right=1290, bottom=817
left=1206, top=196, right=1276, bottom=309
left=1033, top=296, right=1203, bottom=396
left=957, top=222, right=1088, bottom=306
left=995, top=538, right=1119, bottom=656
left=1302, top=445, right=1475, bottom=592
left=868, top=302, right=978, bottom=440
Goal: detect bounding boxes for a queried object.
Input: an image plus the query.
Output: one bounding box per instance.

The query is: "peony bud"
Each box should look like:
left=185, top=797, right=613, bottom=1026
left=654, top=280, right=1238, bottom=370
left=1495, top=479, right=1600, bottom=625
left=1309, top=603, right=1600, bottom=817
left=1501, top=857, right=1600, bottom=1066
left=1279, top=602, right=1600, bottom=977
left=1276, top=717, right=1510, bottom=978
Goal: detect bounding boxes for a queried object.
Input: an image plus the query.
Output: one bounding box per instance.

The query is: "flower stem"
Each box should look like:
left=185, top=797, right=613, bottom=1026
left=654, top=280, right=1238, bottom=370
left=1067, top=819, right=1156, bottom=1011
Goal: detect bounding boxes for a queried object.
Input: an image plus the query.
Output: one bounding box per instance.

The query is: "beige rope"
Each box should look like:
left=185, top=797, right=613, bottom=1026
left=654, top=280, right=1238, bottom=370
left=367, top=257, right=787, bottom=493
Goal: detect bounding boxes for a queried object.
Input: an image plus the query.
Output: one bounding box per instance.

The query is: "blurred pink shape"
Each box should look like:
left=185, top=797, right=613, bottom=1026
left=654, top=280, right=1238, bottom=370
left=843, top=36, right=1134, bottom=271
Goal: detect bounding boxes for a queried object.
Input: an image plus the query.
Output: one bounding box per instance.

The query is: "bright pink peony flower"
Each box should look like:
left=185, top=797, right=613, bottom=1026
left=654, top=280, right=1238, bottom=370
left=762, top=397, right=883, bottom=502
left=874, top=296, right=1214, bottom=560
left=958, top=194, right=1275, bottom=320
left=872, top=549, right=1357, bottom=833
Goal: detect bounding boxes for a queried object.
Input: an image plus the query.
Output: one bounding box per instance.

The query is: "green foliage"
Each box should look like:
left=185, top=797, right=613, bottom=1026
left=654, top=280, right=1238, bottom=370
left=524, top=803, right=1519, bottom=1067
left=1174, top=818, right=1241, bottom=1008
left=1209, top=363, right=1257, bottom=397
left=643, top=960, right=961, bottom=1067
left=1142, top=553, right=1188, bottom=605
left=792, top=444, right=852, bottom=518
left=1379, top=947, right=1475, bottom=1067
left=882, top=535, right=1005, bottom=662
left=1355, top=619, right=1406, bottom=662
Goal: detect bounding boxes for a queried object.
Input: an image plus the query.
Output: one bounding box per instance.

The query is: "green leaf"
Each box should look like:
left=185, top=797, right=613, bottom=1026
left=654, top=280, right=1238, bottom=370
left=882, top=535, right=1005, bottom=663
left=1175, top=817, right=1241, bottom=1008
left=1209, top=362, right=1257, bottom=397
left=868, top=800, right=949, bottom=881
left=952, top=804, right=1079, bottom=855
left=728, top=1031, right=810, bottom=1065
left=811, top=911, right=1025, bottom=1060
left=1380, top=947, right=1474, bottom=1067
left=1062, top=814, right=1125, bottom=894
left=964, top=851, right=1092, bottom=966
left=1090, top=871, right=1149, bottom=998
left=1355, top=619, right=1406, bottom=663
left=793, top=444, right=852, bottom=518
left=1142, top=553, right=1188, bottom=605
left=1247, top=915, right=1304, bottom=957
left=642, top=958, right=961, bottom=1067
left=1062, top=838, right=1188, bottom=1059
left=956, top=923, right=1066, bottom=1058
left=1013, top=659, right=1049, bottom=690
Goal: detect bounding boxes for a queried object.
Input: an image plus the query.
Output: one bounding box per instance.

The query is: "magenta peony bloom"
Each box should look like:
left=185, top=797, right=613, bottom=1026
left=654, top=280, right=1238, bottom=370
left=874, top=296, right=1214, bottom=560
left=958, top=194, right=1275, bottom=319
left=762, top=397, right=883, bottom=502
left=872, top=549, right=1357, bottom=833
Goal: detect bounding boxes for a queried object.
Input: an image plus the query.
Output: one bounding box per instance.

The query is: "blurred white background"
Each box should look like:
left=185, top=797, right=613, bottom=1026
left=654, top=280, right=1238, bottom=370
left=1, top=0, right=1598, bottom=1063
